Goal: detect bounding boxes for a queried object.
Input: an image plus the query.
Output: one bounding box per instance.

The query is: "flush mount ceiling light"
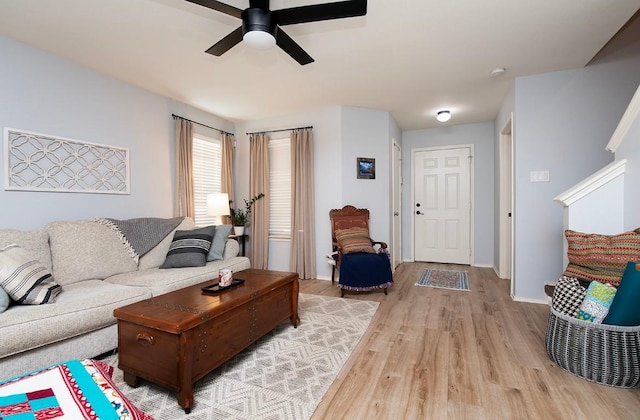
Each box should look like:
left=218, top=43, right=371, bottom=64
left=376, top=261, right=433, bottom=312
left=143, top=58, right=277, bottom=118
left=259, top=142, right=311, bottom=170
left=436, top=110, right=451, bottom=122
left=491, top=67, right=506, bottom=77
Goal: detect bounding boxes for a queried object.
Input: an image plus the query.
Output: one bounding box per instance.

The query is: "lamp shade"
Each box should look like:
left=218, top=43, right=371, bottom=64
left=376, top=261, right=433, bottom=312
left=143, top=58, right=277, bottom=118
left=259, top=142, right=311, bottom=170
left=207, top=193, right=230, bottom=217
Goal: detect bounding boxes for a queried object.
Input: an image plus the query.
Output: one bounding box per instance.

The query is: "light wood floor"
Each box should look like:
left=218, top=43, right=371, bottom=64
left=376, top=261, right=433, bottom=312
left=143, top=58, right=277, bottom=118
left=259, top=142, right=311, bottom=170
left=300, top=262, right=640, bottom=419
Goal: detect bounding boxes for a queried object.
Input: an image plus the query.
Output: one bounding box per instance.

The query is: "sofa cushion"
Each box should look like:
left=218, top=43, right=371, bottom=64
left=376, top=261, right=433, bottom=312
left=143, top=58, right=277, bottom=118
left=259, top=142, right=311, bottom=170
left=604, top=262, right=640, bottom=326
left=0, top=229, right=52, bottom=272
left=138, top=217, right=195, bottom=270
left=0, top=280, right=151, bottom=359
left=46, top=221, right=138, bottom=286
left=0, top=244, right=61, bottom=305
left=207, top=224, right=232, bottom=261
left=551, top=276, right=586, bottom=317
left=106, top=256, right=251, bottom=296
left=160, top=226, right=215, bottom=269
left=223, top=238, right=240, bottom=259
left=335, top=227, right=376, bottom=254
left=563, top=229, right=640, bottom=287
left=576, top=281, right=617, bottom=323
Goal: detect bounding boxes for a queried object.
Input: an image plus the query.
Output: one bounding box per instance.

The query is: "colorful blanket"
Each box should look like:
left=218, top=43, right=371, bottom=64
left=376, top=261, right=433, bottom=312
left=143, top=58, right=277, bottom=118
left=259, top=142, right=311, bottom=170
left=0, top=359, right=152, bottom=419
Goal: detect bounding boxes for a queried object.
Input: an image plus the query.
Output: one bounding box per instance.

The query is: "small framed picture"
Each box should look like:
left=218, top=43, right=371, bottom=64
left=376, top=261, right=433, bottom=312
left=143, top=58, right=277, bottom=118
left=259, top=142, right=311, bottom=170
left=357, top=157, right=375, bottom=179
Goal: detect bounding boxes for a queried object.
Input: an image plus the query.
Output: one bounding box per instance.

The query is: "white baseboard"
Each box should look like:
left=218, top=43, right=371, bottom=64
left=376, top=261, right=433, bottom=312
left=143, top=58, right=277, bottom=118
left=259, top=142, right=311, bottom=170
left=512, top=295, right=549, bottom=305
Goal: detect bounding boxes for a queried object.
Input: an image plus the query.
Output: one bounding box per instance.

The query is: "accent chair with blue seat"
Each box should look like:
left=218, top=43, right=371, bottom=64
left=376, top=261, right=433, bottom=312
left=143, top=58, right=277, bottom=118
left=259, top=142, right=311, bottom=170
left=329, top=205, right=393, bottom=297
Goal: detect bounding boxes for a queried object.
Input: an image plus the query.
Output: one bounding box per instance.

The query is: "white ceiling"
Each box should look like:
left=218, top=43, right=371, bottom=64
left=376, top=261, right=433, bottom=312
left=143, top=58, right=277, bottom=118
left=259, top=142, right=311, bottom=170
left=1, top=0, right=639, bottom=130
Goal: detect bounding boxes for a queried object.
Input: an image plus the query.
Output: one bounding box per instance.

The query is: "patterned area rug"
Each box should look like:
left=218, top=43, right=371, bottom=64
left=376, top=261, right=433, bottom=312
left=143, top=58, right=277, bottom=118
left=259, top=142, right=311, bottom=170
left=415, top=269, right=470, bottom=291
left=104, top=293, right=379, bottom=420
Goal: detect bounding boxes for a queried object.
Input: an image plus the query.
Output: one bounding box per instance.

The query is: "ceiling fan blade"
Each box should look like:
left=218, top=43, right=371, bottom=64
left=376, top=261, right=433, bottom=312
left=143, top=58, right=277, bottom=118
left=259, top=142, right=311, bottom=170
left=185, top=0, right=243, bottom=19
left=275, top=0, right=367, bottom=26
left=205, top=27, right=243, bottom=56
left=275, top=28, right=314, bottom=65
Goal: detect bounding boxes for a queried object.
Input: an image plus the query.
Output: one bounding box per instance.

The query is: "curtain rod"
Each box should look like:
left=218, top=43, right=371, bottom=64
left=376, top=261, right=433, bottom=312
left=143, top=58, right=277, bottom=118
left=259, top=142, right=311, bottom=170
left=246, top=125, right=313, bottom=135
left=171, top=114, right=234, bottom=136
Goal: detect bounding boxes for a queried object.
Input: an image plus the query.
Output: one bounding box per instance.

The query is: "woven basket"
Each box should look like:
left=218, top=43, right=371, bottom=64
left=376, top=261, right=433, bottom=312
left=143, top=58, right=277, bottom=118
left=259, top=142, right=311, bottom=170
left=545, top=306, right=640, bottom=388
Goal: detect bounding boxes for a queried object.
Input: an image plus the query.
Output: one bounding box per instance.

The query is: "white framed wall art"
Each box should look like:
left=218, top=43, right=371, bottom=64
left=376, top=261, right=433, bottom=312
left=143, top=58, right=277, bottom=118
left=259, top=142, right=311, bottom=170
left=4, top=128, right=130, bottom=194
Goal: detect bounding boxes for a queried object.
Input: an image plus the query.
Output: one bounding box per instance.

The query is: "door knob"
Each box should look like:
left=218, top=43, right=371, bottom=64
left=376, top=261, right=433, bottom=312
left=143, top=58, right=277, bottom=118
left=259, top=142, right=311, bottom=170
left=416, top=210, right=422, bottom=215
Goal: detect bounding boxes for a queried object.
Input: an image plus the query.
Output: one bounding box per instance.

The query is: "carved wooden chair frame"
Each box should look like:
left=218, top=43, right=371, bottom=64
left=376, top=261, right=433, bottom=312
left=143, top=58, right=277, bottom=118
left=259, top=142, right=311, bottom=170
left=329, top=205, right=387, bottom=284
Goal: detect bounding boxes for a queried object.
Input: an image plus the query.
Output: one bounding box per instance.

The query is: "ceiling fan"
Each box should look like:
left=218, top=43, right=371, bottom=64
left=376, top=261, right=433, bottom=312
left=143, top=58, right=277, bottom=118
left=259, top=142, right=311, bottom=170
left=185, top=0, right=367, bottom=65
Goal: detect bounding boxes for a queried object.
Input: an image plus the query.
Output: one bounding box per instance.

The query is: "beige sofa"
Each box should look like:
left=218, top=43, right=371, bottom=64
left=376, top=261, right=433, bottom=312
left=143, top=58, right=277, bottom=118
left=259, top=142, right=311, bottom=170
left=0, top=217, right=250, bottom=381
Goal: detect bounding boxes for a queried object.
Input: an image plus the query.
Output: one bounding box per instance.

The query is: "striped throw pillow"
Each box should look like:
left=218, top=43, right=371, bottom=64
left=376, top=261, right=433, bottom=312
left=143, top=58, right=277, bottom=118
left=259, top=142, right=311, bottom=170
left=160, top=226, right=215, bottom=268
left=563, top=229, right=640, bottom=287
left=0, top=244, right=61, bottom=304
left=335, top=227, right=376, bottom=254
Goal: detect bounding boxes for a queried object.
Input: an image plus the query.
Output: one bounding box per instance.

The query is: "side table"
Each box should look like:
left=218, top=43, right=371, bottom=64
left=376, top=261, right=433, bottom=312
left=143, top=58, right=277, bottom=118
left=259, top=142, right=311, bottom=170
left=229, top=233, right=247, bottom=256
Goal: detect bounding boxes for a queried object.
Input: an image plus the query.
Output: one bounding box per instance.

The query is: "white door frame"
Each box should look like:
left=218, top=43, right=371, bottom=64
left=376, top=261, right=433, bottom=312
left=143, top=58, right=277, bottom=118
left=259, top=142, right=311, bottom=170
left=391, top=139, right=402, bottom=271
left=498, top=114, right=515, bottom=295
left=410, top=144, right=475, bottom=264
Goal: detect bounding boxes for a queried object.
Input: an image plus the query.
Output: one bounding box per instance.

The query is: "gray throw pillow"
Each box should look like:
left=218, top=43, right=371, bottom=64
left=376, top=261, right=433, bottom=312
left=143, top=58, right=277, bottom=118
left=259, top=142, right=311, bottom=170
left=207, top=225, right=232, bottom=262
left=0, top=286, right=10, bottom=313
left=160, top=226, right=215, bottom=269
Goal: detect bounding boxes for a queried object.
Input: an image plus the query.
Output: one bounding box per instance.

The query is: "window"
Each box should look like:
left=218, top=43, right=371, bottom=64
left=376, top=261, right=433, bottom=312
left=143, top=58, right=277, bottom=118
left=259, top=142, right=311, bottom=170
left=269, top=136, right=291, bottom=238
left=192, top=133, right=222, bottom=227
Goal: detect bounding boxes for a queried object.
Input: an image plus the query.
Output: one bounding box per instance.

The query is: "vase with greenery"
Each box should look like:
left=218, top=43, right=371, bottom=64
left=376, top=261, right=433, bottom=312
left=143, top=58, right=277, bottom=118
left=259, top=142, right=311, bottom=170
left=229, top=193, right=264, bottom=234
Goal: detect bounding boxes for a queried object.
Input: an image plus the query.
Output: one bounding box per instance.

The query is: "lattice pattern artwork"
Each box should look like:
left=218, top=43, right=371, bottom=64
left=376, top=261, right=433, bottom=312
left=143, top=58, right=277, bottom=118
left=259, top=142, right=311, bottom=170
left=4, top=128, right=130, bottom=194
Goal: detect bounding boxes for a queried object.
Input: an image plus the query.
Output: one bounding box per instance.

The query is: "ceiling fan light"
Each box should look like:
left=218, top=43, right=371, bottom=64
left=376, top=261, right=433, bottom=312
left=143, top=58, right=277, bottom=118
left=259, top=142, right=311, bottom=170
left=436, top=110, right=451, bottom=122
left=243, top=30, right=276, bottom=49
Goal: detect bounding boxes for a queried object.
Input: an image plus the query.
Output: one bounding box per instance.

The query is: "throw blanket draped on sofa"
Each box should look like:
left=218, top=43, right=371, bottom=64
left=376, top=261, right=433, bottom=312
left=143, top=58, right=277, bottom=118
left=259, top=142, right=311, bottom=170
left=95, top=217, right=184, bottom=263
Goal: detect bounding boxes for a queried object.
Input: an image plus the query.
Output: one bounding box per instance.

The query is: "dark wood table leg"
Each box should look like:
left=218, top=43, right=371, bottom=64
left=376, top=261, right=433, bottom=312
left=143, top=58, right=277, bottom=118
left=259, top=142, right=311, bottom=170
left=177, top=334, right=195, bottom=413
left=291, top=277, right=300, bottom=327
left=123, top=371, right=141, bottom=387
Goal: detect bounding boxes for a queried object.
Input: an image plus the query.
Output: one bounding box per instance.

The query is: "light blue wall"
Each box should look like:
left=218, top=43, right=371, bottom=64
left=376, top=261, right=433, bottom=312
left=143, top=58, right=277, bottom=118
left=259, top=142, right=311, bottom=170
left=614, top=91, right=640, bottom=231
left=507, top=57, right=640, bottom=301
left=0, top=36, right=234, bottom=230
left=402, top=122, right=495, bottom=266
left=341, top=107, right=393, bottom=244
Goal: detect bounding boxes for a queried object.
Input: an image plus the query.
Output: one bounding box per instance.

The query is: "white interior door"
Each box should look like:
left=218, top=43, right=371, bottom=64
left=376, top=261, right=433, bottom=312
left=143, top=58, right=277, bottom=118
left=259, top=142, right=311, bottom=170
left=499, top=116, right=513, bottom=282
left=414, top=147, right=471, bottom=264
left=392, top=141, right=402, bottom=269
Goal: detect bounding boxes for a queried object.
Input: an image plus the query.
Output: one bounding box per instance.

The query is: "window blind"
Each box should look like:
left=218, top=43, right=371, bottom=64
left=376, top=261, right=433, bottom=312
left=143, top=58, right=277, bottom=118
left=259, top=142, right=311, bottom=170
left=192, top=134, right=222, bottom=227
left=268, top=137, right=291, bottom=238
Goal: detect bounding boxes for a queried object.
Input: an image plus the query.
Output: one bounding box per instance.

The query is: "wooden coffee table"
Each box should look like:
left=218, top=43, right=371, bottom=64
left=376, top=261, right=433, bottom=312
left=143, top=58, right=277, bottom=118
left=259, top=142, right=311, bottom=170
left=113, top=268, right=300, bottom=413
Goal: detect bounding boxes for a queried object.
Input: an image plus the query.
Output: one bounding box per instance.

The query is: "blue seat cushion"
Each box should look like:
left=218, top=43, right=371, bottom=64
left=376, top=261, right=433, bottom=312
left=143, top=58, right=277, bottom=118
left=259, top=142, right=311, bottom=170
left=339, top=252, right=393, bottom=291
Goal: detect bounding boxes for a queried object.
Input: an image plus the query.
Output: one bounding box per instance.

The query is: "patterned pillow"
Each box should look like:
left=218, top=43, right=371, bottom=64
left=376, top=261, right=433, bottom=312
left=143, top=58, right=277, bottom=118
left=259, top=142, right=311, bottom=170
left=160, top=226, right=215, bottom=269
left=0, top=244, right=62, bottom=304
left=563, top=229, right=640, bottom=287
left=335, top=227, right=376, bottom=254
left=551, top=276, right=586, bottom=317
left=576, top=281, right=617, bottom=323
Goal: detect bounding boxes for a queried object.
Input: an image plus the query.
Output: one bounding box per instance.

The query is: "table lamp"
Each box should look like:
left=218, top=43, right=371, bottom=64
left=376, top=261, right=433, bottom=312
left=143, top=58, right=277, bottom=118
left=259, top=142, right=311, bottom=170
left=207, top=193, right=230, bottom=225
